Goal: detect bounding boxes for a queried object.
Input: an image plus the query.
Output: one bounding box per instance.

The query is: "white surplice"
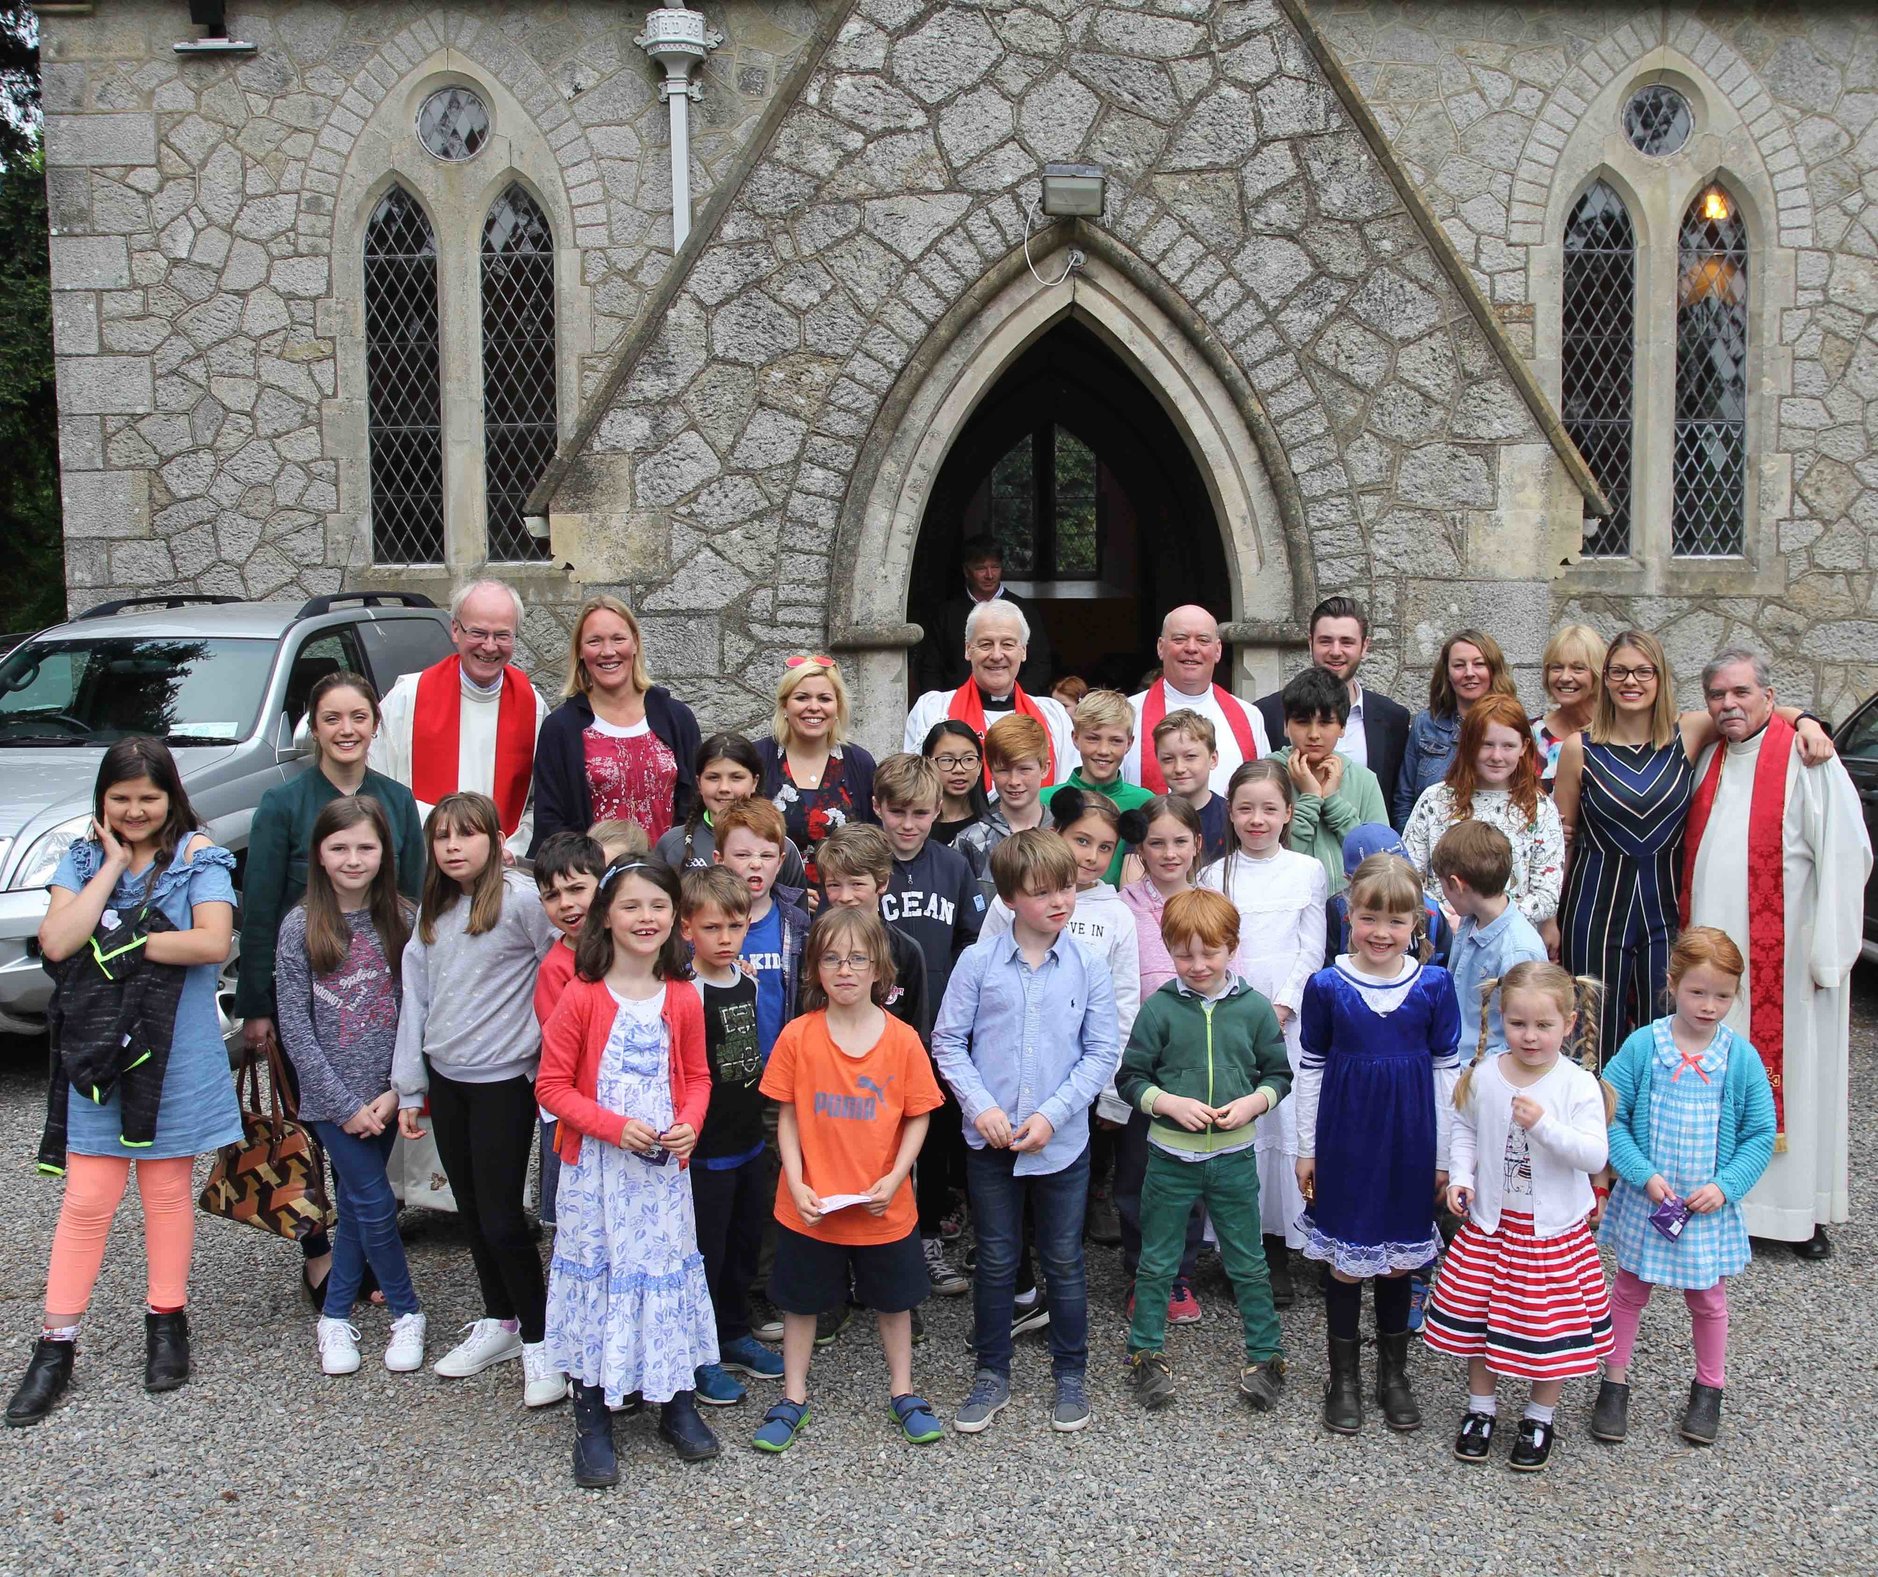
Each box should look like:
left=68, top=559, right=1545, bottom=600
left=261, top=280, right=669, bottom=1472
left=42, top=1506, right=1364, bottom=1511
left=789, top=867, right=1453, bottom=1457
left=1688, top=731, right=1870, bottom=1240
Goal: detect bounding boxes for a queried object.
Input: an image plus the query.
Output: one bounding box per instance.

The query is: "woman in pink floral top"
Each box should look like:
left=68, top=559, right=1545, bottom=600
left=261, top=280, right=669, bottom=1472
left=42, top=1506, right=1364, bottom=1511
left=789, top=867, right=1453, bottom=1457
left=529, top=596, right=701, bottom=854
left=755, top=655, right=876, bottom=888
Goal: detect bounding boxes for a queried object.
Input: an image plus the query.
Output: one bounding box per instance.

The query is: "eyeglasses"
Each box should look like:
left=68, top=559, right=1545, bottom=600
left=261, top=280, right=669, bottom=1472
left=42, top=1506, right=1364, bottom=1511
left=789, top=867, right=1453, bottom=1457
left=457, top=627, right=516, bottom=646
left=785, top=654, right=836, bottom=670
left=823, top=953, right=874, bottom=973
left=1606, top=665, right=1657, bottom=683
left=932, top=753, right=981, bottom=771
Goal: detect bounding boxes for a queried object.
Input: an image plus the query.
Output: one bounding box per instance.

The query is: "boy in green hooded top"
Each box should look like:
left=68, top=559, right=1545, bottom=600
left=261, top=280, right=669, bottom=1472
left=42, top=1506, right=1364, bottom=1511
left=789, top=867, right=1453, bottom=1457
left=1117, top=887, right=1292, bottom=1414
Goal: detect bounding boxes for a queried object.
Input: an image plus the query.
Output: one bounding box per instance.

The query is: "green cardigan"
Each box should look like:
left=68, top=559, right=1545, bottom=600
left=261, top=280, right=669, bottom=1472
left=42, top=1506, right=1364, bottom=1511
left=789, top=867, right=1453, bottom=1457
left=233, top=764, right=425, bottom=1018
left=1270, top=746, right=1387, bottom=894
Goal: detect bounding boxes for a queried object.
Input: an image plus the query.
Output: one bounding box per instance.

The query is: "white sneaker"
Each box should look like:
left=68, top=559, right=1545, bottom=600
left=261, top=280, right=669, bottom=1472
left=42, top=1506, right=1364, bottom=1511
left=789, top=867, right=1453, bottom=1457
left=384, top=1311, right=428, bottom=1373
left=318, top=1317, right=361, bottom=1377
left=433, top=1318, right=523, bottom=1378
left=521, top=1341, right=566, bottom=1408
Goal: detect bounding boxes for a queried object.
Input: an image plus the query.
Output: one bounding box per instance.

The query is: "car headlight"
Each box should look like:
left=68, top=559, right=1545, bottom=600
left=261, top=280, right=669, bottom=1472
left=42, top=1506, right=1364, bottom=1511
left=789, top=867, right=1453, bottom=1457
left=10, top=813, right=91, bottom=891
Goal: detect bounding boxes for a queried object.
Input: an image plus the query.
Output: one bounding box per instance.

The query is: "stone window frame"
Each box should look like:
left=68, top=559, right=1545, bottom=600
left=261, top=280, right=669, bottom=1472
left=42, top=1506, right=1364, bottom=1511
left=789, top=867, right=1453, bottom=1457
left=1529, top=56, right=1794, bottom=599
left=331, top=62, right=586, bottom=588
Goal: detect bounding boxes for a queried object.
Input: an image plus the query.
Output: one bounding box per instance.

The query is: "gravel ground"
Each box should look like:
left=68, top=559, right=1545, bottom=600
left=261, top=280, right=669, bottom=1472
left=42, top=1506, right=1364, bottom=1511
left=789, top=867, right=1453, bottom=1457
left=2, top=975, right=1875, bottom=1577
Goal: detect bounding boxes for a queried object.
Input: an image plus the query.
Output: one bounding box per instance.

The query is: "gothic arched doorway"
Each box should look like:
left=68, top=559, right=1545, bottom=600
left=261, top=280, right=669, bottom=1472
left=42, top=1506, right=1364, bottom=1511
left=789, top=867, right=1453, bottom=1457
left=908, top=319, right=1231, bottom=699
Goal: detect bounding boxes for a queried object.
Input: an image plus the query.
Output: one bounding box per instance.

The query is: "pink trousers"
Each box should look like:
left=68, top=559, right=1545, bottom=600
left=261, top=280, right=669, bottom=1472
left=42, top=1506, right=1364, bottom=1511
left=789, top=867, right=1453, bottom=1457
left=44, top=1155, right=196, bottom=1319
left=1607, top=1267, right=1728, bottom=1387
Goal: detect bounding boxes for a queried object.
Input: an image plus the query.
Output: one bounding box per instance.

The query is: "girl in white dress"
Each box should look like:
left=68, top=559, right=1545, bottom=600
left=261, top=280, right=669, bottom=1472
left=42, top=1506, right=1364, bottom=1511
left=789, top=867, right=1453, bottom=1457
left=1199, top=760, right=1328, bottom=1304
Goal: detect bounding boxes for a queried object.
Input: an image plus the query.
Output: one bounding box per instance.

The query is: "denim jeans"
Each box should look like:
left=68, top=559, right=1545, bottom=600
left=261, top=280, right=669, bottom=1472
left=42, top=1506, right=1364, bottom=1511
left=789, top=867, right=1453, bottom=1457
left=538, top=1118, right=562, bottom=1227
left=310, top=1121, right=419, bottom=1318
left=965, top=1143, right=1089, bottom=1379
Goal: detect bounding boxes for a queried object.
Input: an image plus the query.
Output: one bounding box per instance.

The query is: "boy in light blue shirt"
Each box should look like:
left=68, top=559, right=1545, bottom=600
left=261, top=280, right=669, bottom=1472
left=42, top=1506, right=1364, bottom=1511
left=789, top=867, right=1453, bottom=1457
left=931, top=829, right=1119, bottom=1439
left=1433, top=821, right=1547, bottom=1058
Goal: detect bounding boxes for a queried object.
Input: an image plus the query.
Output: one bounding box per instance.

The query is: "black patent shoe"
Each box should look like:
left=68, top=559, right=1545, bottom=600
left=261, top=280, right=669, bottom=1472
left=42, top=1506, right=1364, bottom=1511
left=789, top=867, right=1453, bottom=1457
left=144, top=1311, right=190, bottom=1393
left=1508, top=1415, right=1555, bottom=1471
left=1452, top=1409, right=1495, bottom=1462
left=658, top=1390, right=722, bottom=1461
left=6, top=1338, right=74, bottom=1427
left=1793, top=1227, right=1832, bottom=1261
left=1589, top=1378, right=1630, bottom=1442
left=1680, top=1381, right=1723, bottom=1445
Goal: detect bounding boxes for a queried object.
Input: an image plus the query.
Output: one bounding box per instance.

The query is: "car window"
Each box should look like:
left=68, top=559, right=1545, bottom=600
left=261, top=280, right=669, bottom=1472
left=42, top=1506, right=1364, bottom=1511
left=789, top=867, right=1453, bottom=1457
left=0, top=636, right=274, bottom=746
left=359, top=615, right=456, bottom=694
left=284, top=626, right=367, bottom=728
left=1839, top=700, right=1878, bottom=762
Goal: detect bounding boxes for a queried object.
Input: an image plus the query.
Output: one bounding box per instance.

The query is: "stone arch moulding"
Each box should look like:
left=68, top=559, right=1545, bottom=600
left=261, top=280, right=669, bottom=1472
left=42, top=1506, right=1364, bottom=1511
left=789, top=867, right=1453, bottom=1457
left=330, top=45, right=590, bottom=578
left=830, top=229, right=1306, bottom=749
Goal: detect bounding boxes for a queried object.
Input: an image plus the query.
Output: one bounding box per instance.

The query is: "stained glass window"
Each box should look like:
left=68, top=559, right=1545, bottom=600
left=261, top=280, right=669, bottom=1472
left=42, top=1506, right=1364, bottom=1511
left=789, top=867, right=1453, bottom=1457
left=364, top=185, right=444, bottom=564
left=1623, top=85, right=1692, bottom=156
left=1561, top=181, right=1636, bottom=558
left=1674, top=184, right=1748, bottom=557
left=417, top=87, right=489, bottom=162
left=481, top=185, right=557, bottom=561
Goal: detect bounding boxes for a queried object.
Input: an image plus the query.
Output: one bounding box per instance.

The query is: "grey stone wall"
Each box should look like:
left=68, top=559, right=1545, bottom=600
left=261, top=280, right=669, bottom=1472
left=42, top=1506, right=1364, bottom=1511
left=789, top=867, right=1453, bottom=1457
left=41, top=0, right=828, bottom=673
left=1318, top=2, right=1878, bottom=715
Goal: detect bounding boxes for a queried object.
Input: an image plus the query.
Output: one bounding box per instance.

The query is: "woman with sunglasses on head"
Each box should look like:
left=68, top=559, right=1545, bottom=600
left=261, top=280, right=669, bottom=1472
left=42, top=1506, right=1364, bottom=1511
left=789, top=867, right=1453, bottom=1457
left=1552, top=630, right=1834, bottom=1058
left=756, top=654, right=877, bottom=889
left=531, top=595, right=702, bottom=855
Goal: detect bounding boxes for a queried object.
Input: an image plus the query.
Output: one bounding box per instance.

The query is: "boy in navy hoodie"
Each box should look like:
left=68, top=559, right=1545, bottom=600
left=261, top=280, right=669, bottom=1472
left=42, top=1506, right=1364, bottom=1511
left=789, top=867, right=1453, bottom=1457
left=713, top=798, right=810, bottom=1059
left=874, top=752, right=985, bottom=1293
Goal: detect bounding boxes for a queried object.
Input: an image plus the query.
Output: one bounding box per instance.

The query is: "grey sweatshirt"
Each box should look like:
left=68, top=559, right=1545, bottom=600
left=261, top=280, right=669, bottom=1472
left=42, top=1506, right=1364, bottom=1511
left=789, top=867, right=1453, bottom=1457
left=274, top=905, right=403, bottom=1125
left=393, top=869, right=559, bottom=1106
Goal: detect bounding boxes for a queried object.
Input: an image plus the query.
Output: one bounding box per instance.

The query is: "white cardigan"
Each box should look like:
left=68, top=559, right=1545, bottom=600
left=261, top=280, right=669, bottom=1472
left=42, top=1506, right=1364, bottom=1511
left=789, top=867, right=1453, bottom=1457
left=1450, top=1056, right=1608, bottom=1239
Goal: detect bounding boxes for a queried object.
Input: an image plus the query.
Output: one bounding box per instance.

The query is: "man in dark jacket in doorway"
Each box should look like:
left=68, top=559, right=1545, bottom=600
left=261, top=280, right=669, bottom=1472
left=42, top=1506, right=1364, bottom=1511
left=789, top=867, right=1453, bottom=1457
left=914, top=534, right=1055, bottom=697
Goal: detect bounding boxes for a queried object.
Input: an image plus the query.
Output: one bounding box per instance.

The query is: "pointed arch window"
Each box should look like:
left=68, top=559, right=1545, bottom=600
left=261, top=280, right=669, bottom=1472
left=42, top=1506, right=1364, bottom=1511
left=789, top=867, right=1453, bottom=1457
left=986, top=426, right=1102, bottom=580
left=363, top=185, right=444, bottom=564
left=481, top=184, right=557, bottom=562
left=1673, top=183, right=1749, bottom=557
left=1560, top=181, right=1636, bottom=558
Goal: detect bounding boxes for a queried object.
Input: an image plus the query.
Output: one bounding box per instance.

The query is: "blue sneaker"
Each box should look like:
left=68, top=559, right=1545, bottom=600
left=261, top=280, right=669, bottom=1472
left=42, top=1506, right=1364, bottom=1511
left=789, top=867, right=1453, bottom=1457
left=752, top=1398, right=809, bottom=1453
left=1407, top=1273, right=1431, bottom=1334
left=693, top=1363, right=746, bottom=1406
left=720, top=1335, right=784, bottom=1379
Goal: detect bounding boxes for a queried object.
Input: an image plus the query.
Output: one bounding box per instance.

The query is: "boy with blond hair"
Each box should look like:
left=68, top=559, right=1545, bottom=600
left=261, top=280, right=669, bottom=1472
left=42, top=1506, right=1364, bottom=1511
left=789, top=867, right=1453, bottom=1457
left=1152, top=709, right=1229, bottom=862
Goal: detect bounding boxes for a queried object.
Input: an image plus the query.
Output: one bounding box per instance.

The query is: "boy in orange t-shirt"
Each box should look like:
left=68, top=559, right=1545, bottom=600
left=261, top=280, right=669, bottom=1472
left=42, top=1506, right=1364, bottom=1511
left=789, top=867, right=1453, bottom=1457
left=753, top=907, right=945, bottom=1453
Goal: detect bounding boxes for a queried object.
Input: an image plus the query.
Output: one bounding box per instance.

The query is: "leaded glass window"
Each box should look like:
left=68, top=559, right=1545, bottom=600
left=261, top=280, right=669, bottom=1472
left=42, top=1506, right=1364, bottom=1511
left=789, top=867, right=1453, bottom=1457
left=984, top=427, right=1102, bottom=580
left=417, top=87, right=489, bottom=162
left=364, top=185, right=444, bottom=565
left=481, top=185, right=557, bottom=562
left=1674, top=184, right=1748, bottom=557
left=1623, top=86, right=1692, bottom=156
left=1561, top=181, right=1636, bottom=558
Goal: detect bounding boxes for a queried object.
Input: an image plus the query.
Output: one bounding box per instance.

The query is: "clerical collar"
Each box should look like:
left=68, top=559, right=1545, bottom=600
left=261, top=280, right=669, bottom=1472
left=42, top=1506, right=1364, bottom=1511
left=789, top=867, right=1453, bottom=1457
left=461, top=667, right=503, bottom=697
left=977, top=686, right=1015, bottom=708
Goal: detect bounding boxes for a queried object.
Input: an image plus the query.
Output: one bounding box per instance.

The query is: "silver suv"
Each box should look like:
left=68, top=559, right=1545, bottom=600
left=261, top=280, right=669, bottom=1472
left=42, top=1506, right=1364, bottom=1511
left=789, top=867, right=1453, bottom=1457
left=0, top=592, right=454, bottom=1037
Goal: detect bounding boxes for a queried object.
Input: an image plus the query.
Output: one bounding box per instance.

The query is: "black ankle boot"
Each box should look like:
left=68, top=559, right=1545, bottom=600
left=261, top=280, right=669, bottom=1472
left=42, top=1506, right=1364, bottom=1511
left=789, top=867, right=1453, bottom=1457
left=658, top=1389, right=721, bottom=1461
left=1264, top=1236, right=1295, bottom=1308
left=1374, top=1330, right=1422, bottom=1431
left=144, top=1311, right=190, bottom=1393
left=1322, top=1335, right=1363, bottom=1435
left=1589, top=1378, right=1630, bottom=1442
left=6, top=1338, right=74, bottom=1427
left=571, top=1382, right=619, bottom=1488
left=1680, top=1381, right=1724, bottom=1445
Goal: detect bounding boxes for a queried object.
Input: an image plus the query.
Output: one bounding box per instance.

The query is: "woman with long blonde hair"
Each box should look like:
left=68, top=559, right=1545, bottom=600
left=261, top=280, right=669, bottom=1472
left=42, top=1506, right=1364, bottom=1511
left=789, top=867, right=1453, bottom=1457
left=531, top=594, right=702, bottom=853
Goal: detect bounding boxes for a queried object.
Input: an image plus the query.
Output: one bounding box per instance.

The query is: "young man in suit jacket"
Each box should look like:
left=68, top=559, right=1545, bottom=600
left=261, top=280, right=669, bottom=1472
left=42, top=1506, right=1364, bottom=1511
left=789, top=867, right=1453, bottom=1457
left=1254, top=596, right=1411, bottom=827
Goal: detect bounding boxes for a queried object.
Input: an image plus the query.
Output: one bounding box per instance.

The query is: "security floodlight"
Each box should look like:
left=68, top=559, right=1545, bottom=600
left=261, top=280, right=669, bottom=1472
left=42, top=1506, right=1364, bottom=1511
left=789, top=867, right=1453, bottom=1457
left=174, top=1, right=256, bottom=54
left=1040, top=163, right=1105, bottom=219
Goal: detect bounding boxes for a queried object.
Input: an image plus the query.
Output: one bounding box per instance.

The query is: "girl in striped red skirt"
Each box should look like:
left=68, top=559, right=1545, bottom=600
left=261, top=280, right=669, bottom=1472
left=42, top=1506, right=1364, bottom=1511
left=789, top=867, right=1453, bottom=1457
left=1424, top=962, right=1612, bottom=1472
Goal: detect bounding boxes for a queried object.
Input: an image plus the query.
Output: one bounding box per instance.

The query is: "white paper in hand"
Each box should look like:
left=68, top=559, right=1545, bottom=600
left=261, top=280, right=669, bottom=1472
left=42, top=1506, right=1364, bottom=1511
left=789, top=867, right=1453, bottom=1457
left=813, top=1193, right=874, bottom=1213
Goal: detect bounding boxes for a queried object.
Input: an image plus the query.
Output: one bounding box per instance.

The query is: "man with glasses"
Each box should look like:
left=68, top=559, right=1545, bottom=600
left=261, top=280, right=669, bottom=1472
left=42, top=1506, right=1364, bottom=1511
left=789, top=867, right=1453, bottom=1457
left=904, top=600, right=1078, bottom=787
left=373, top=579, right=549, bottom=861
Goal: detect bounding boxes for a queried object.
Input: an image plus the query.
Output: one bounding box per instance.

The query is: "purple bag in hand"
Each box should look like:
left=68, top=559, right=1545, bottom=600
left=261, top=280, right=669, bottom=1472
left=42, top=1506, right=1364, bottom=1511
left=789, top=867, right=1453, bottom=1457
left=1649, top=1195, right=1690, bottom=1242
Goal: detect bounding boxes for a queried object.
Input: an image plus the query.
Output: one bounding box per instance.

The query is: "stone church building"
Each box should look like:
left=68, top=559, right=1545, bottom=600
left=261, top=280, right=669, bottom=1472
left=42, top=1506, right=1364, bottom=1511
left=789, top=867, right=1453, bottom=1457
left=39, top=1, right=1878, bottom=746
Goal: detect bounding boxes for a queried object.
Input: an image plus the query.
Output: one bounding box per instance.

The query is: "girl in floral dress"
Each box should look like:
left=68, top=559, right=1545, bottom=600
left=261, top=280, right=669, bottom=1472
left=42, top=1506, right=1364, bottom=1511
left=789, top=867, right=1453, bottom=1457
left=538, top=858, right=719, bottom=1486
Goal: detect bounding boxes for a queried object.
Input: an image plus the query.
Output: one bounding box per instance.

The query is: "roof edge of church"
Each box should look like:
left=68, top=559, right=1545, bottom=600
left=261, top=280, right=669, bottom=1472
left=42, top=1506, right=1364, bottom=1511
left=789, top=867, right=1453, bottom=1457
left=526, top=0, right=866, bottom=519
left=1278, top=0, right=1613, bottom=522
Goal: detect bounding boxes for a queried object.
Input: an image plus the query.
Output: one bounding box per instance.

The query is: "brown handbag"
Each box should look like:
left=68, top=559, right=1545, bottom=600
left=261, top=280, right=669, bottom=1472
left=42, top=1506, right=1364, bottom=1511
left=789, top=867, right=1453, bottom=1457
left=198, top=1031, right=336, bottom=1241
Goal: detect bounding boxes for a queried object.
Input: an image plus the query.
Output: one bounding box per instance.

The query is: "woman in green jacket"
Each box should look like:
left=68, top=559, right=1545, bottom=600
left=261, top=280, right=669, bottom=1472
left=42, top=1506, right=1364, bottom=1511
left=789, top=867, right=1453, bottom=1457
left=233, top=669, right=424, bottom=1303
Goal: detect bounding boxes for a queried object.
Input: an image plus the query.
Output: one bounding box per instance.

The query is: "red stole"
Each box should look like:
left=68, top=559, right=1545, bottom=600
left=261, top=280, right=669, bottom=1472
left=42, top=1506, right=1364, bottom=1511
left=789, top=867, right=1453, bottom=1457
left=1679, top=713, right=1791, bottom=1145
left=410, top=656, right=536, bottom=838
left=948, top=681, right=1056, bottom=787
left=1137, top=682, right=1259, bottom=793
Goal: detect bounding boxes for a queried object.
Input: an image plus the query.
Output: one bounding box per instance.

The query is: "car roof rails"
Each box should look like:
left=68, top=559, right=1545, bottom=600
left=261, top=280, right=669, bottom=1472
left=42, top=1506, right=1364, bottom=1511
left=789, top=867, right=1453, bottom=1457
left=294, top=592, right=439, bottom=618
left=76, top=593, right=244, bottom=619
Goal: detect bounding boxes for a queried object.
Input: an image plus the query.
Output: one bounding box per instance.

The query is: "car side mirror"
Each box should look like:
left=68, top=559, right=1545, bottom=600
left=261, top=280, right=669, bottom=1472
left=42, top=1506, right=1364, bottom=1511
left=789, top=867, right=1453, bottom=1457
left=276, top=710, right=312, bottom=762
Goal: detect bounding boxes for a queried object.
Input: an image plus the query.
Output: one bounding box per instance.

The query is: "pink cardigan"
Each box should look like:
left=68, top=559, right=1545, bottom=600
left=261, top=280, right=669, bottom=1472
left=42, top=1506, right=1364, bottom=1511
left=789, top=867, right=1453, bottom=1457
left=537, top=976, right=710, bottom=1167
left=1120, top=880, right=1179, bottom=997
